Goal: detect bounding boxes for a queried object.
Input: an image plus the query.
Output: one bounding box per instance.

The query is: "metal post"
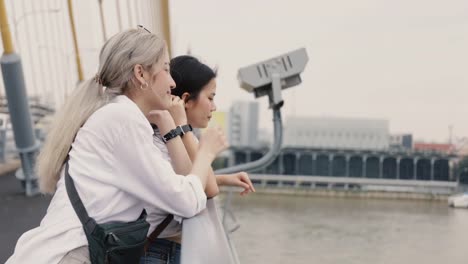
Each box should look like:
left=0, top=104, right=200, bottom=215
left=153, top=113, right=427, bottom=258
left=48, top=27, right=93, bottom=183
left=311, top=152, right=316, bottom=175
left=245, top=150, right=251, bottom=164
left=362, top=155, right=367, bottom=177
left=396, top=157, right=401, bottom=179
left=413, top=158, right=418, bottom=180
left=295, top=152, right=300, bottom=175
left=0, top=0, right=39, bottom=196
left=0, top=0, right=13, bottom=54
left=278, top=152, right=284, bottom=174
left=430, top=158, right=435, bottom=181
left=97, top=0, right=107, bottom=42
left=449, top=160, right=454, bottom=181
left=115, top=0, right=122, bottom=32
left=379, top=156, right=383, bottom=178
left=345, top=155, right=350, bottom=177
left=160, top=0, right=172, bottom=57
left=67, top=0, right=84, bottom=82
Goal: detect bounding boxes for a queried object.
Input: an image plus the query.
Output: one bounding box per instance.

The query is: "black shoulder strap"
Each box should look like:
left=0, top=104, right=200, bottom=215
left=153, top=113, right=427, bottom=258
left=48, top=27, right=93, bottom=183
left=65, top=151, right=168, bottom=243
left=64, top=161, right=98, bottom=234
left=144, top=214, right=173, bottom=252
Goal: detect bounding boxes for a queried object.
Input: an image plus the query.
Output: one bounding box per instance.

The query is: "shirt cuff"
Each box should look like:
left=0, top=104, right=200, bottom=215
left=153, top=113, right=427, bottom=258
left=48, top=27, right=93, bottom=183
left=173, top=174, right=207, bottom=223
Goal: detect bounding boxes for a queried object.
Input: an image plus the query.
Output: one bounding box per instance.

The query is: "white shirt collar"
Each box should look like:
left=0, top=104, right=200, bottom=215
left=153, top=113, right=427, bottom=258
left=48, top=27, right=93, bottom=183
left=113, top=95, right=154, bottom=136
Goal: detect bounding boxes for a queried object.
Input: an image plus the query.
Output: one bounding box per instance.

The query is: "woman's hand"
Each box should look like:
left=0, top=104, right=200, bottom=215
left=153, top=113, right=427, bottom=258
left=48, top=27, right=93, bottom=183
left=217, top=172, right=255, bottom=196
left=198, top=126, right=228, bottom=161
left=191, top=127, right=228, bottom=188
left=168, top=96, right=187, bottom=126
left=147, top=110, right=175, bottom=135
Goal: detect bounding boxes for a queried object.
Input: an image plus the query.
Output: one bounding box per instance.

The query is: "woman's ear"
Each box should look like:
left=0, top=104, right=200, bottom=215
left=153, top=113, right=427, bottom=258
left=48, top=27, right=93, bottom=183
left=182, top=92, right=193, bottom=109
left=181, top=92, right=191, bottom=103
left=132, top=64, right=146, bottom=85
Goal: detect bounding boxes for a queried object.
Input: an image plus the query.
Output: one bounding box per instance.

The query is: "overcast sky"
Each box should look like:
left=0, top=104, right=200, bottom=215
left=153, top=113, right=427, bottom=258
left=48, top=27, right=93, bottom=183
left=0, top=4, right=463, bottom=263
left=21, top=0, right=466, bottom=143
left=168, top=0, right=468, bottom=143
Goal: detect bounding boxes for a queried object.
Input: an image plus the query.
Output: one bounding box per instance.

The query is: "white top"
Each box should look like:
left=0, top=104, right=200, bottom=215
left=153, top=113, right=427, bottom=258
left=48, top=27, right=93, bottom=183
left=6, top=95, right=207, bottom=264
left=145, top=128, right=200, bottom=237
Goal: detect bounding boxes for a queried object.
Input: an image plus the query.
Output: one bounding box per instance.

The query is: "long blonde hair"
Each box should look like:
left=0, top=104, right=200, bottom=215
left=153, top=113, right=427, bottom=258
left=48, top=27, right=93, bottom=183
left=37, top=28, right=166, bottom=194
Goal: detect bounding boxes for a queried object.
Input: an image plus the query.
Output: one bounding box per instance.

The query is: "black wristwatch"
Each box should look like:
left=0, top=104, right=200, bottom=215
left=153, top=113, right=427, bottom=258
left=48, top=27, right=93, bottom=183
left=162, top=124, right=193, bottom=143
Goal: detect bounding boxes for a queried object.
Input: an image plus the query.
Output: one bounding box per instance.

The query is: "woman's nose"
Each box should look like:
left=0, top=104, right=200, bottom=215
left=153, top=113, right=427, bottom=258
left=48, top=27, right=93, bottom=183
left=211, top=102, right=217, bottom=112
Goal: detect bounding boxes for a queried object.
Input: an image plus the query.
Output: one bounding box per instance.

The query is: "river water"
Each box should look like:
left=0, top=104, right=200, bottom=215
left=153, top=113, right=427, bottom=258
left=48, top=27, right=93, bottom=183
left=226, top=193, right=468, bottom=264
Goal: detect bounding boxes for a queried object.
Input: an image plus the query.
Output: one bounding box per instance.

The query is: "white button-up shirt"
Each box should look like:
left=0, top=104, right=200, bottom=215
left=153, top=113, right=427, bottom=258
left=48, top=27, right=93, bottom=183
left=145, top=127, right=201, bottom=237
left=6, top=95, right=207, bottom=264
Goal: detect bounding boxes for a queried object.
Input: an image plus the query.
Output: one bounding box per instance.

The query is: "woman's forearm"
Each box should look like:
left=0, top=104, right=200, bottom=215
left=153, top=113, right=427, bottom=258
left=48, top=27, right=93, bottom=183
left=182, top=132, right=219, bottom=197
left=165, top=136, right=192, bottom=174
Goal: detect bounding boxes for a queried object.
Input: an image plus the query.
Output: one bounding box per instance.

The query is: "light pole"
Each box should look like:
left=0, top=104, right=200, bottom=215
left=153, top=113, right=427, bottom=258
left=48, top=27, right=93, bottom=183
left=0, top=0, right=39, bottom=196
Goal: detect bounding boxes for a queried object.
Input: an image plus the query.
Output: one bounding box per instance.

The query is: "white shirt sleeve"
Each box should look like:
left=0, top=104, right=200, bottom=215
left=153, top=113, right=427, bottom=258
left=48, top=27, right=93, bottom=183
left=112, top=119, right=207, bottom=219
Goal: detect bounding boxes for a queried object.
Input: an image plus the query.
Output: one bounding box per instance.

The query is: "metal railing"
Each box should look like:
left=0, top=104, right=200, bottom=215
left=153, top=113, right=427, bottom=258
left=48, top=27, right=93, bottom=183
left=248, top=174, right=459, bottom=195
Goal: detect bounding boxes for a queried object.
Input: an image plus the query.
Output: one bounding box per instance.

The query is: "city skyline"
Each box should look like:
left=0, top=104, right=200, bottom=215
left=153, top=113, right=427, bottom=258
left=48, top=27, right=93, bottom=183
left=215, top=101, right=459, bottom=148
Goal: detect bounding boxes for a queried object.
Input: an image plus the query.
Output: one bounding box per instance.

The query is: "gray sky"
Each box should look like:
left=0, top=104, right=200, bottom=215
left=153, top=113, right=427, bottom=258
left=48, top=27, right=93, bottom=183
left=169, top=0, right=468, bottom=143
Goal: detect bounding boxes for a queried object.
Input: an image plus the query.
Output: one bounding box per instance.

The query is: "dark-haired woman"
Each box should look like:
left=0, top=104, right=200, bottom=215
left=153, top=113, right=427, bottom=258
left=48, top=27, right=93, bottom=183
left=141, top=55, right=255, bottom=264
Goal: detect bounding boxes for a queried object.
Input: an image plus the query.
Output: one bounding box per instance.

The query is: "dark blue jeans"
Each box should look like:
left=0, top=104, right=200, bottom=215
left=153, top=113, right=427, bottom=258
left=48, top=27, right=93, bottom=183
left=140, top=238, right=181, bottom=264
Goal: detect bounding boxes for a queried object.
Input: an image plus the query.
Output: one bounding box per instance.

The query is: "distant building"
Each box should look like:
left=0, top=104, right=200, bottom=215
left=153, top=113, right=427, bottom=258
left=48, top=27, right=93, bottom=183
left=389, top=134, right=413, bottom=149
left=228, top=101, right=259, bottom=147
left=229, top=144, right=456, bottom=182
left=413, top=142, right=454, bottom=154
left=226, top=116, right=457, bottom=182
left=284, top=117, right=389, bottom=150
left=207, top=111, right=227, bottom=132
left=456, top=144, right=468, bottom=157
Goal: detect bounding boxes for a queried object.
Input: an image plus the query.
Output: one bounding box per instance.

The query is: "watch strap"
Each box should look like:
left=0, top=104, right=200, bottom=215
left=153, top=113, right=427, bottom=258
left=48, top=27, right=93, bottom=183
left=162, top=124, right=193, bottom=143
left=179, top=124, right=193, bottom=136
left=162, top=129, right=179, bottom=143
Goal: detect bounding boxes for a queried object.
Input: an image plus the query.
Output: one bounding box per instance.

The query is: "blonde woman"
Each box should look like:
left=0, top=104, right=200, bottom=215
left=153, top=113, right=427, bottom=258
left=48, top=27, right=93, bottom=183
left=6, top=28, right=227, bottom=264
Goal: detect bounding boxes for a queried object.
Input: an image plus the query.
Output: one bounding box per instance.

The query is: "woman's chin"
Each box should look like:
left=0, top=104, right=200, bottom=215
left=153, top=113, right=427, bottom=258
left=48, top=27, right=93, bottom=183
left=200, top=122, right=209, bottom=129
